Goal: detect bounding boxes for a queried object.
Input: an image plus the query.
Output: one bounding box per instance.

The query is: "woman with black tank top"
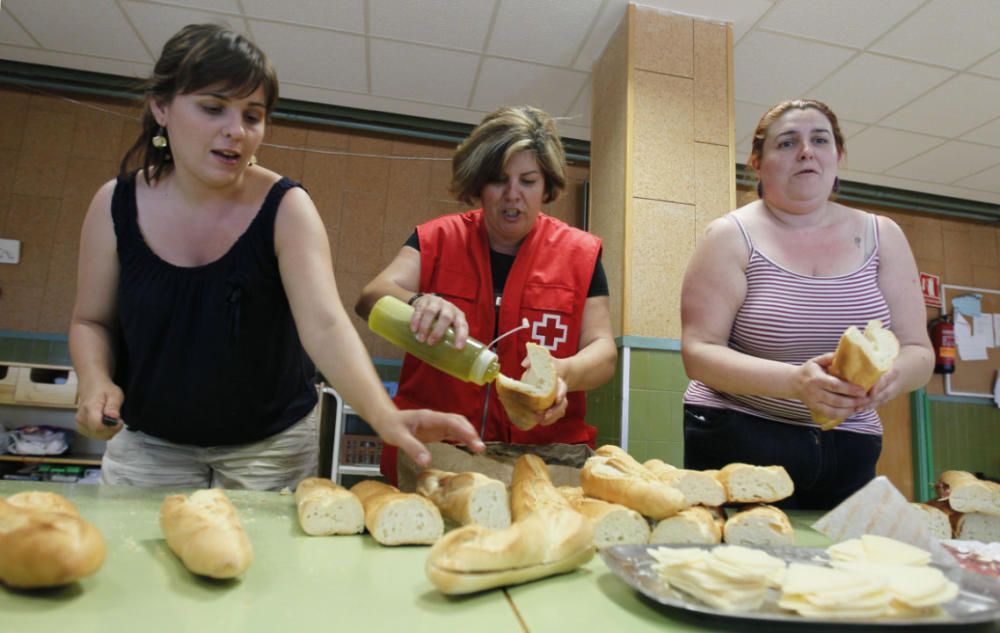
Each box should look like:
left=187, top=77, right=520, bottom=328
left=69, top=24, right=483, bottom=490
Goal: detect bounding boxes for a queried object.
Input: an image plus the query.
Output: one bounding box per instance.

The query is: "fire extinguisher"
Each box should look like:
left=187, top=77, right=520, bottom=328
left=928, top=315, right=956, bottom=374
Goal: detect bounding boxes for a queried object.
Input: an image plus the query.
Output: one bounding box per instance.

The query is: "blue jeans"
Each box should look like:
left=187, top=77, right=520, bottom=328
left=683, top=405, right=882, bottom=510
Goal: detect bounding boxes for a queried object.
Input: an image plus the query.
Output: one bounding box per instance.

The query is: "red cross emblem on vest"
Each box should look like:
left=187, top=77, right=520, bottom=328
left=531, top=313, right=568, bottom=351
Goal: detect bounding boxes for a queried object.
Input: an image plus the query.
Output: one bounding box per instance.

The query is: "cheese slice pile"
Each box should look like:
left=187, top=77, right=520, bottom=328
left=779, top=563, right=893, bottom=619
left=832, top=562, right=959, bottom=617
left=649, top=545, right=786, bottom=612
left=827, top=534, right=931, bottom=566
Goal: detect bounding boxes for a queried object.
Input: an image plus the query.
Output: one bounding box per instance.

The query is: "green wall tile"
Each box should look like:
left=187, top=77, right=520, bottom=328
left=929, top=401, right=1000, bottom=478
left=629, top=389, right=672, bottom=442
left=0, top=338, right=14, bottom=360
left=629, top=349, right=689, bottom=392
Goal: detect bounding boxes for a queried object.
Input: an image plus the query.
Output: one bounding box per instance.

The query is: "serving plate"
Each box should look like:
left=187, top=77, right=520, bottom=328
left=601, top=544, right=1000, bottom=627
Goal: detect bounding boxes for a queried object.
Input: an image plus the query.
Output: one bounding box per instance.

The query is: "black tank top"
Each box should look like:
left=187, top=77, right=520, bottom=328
left=111, top=174, right=317, bottom=446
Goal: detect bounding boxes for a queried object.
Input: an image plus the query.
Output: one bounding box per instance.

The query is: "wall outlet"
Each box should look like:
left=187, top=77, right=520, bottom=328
left=0, top=238, right=21, bottom=264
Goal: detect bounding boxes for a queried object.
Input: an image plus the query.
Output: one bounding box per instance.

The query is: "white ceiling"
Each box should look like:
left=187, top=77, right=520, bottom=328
left=3, top=0, right=1000, bottom=205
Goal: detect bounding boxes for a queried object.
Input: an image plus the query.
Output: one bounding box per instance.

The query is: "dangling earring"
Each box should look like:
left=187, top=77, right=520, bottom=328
left=756, top=181, right=764, bottom=198
left=247, top=155, right=258, bottom=167
left=151, top=127, right=168, bottom=149
left=832, top=176, right=840, bottom=193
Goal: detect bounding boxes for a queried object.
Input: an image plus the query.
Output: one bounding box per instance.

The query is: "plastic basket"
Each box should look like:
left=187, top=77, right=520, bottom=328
left=341, top=434, right=383, bottom=466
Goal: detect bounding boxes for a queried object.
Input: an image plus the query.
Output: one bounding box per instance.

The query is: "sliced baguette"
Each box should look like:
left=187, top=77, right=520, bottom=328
left=717, top=463, right=794, bottom=504
left=294, top=477, right=364, bottom=536
left=643, top=459, right=727, bottom=507
left=580, top=446, right=687, bottom=520
left=416, top=469, right=510, bottom=529
left=723, top=504, right=794, bottom=547
left=955, top=512, right=1000, bottom=542
left=910, top=502, right=953, bottom=540
left=649, top=506, right=723, bottom=545
left=496, top=343, right=558, bottom=430
left=941, top=470, right=1000, bottom=516
left=350, top=480, right=443, bottom=546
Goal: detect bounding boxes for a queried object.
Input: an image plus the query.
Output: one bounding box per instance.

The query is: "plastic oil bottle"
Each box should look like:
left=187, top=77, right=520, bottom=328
left=368, top=296, right=500, bottom=386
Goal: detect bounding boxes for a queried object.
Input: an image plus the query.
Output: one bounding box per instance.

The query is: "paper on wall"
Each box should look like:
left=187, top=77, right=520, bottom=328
left=993, top=314, right=1000, bottom=347
left=973, top=313, right=995, bottom=349
left=953, top=293, right=983, bottom=317
left=954, top=312, right=988, bottom=361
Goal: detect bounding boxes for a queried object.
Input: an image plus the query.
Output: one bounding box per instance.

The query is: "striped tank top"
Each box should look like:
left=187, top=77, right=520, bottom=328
left=684, top=212, right=890, bottom=435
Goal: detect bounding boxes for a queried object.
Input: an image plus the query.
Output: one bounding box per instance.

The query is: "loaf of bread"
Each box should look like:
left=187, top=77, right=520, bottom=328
left=350, top=479, right=443, bottom=545
left=510, top=453, right=572, bottom=521
left=814, top=320, right=899, bottom=429
left=649, top=506, right=723, bottom=545
left=0, top=492, right=107, bottom=588
left=956, top=512, right=1000, bottom=542
left=496, top=343, right=558, bottom=430
left=580, top=446, right=687, bottom=519
left=717, top=463, right=794, bottom=504
left=643, top=459, right=726, bottom=507
left=940, top=470, right=1000, bottom=516
left=425, top=506, right=594, bottom=594
left=294, top=477, right=364, bottom=536
left=159, top=489, right=253, bottom=579
left=910, top=502, right=952, bottom=540
left=556, top=487, right=650, bottom=548
left=723, top=504, right=794, bottom=547
left=416, top=469, right=510, bottom=529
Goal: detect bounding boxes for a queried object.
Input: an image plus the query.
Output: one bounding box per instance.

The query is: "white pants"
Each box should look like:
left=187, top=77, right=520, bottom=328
left=101, top=407, right=319, bottom=490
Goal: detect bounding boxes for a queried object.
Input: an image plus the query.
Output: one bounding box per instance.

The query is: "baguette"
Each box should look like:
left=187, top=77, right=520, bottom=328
left=910, top=502, right=953, bottom=540
left=556, top=487, right=650, bottom=548
left=425, top=506, right=593, bottom=594
left=416, top=469, right=510, bottom=529
left=813, top=320, right=899, bottom=430
left=294, top=477, right=364, bottom=536
left=717, top=463, right=794, bottom=504
left=495, top=343, right=558, bottom=430
left=643, top=459, right=726, bottom=507
left=510, top=453, right=572, bottom=521
left=0, top=493, right=107, bottom=588
left=723, top=504, right=794, bottom=547
left=159, top=489, right=253, bottom=579
left=580, top=446, right=687, bottom=519
left=350, top=480, right=443, bottom=546
left=955, top=512, right=1000, bottom=542
left=940, top=471, right=1000, bottom=516
left=649, top=506, right=723, bottom=545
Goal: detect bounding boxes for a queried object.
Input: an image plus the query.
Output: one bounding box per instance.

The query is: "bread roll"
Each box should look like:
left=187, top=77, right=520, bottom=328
left=723, top=504, right=794, bottom=547
left=649, top=506, right=723, bottom=545
left=425, top=506, right=594, bottom=594
left=717, top=463, right=794, bottom=504
left=956, top=512, right=1000, bottom=542
left=580, top=446, right=687, bottom=520
left=562, top=495, right=650, bottom=548
left=0, top=493, right=106, bottom=588
left=910, top=502, right=952, bottom=540
left=159, top=489, right=253, bottom=579
left=510, top=453, right=572, bottom=521
left=416, top=469, right=510, bottom=529
left=941, top=470, right=1000, bottom=516
left=294, top=477, right=364, bottom=536
left=350, top=480, right=443, bottom=546
left=644, top=459, right=726, bottom=507
left=495, top=343, right=557, bottom=430
left=814, top=320, right=899, bottom=429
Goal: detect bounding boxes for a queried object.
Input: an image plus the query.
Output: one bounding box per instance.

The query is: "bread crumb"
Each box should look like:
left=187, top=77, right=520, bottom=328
left=279, top=487, right=293, bottom=495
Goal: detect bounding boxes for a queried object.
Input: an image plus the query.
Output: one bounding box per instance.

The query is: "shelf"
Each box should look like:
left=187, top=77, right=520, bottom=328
left=0, top=453, right=103, bottom=466
left=339, top=465, right=380, bottom=476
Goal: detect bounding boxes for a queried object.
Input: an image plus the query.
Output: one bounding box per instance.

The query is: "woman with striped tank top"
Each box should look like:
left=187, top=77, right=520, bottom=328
left=680, top=100, right=933, bottom=509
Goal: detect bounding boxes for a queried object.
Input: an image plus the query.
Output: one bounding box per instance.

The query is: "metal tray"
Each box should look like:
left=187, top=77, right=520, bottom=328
left=601, top=543, right=1000, bottom=627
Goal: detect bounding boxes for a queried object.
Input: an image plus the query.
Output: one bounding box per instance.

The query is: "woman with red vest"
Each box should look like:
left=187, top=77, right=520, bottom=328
left=357, top=106, right=617, bottom=483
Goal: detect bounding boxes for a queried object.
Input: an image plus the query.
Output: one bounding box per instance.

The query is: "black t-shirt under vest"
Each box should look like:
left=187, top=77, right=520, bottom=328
left=111, top=174, right=317, bottom=446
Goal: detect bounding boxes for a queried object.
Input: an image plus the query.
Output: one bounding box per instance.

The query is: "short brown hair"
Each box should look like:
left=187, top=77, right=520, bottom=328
left=119, top=23, right=279, bottom=184
left=451, top=105, right=567, bottom=205
left=749, top=99, right=846, bottom=170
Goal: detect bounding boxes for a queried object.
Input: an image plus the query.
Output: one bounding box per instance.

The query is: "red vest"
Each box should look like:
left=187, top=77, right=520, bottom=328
left=382, top=210, right=601, bottom=481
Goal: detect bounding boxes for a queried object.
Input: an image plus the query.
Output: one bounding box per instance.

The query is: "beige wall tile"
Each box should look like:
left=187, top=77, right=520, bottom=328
left=61, top=158, right=118, bottom=212
left=0, top=195, right=59, bottom=288
left=944, top=259, right=974, bottom=287
left=336, top=190, right=387, bottom=276
left=306, top=128, right=351, bottom=149
left=72, top=109, right=125, bottom=162
left=345, top=155, right=391, bottom=193
left=972, top=265, right=1000, bottom=289
left=302, top=151, right=346, bottom=237
left=632, top=5, right=693, bottom=78
left=970, top=227, right=997, bottom=263
left=693, top=21, right=730, bottom=146
left=256, top=145, right=304, bottom=181
left=694, top=142, right=731, bottom=240
left=901, top=214, right=944, bottom=261
left=632, top=71, right=694, bottom=204
left=265, top=122, right=309, bottom=147
left=0, top=90, right=29, bottom=151
left=0, top=283, right=44, bottom=331
left=22, top=107, right=77, bottom=155
left=942, top=228, right=974, bottom=265
left=54, top=196, right=89, bottom=249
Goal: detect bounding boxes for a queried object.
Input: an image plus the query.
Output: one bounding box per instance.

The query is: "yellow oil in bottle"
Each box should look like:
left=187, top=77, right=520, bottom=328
left=368, top=296, right=500, bottom=386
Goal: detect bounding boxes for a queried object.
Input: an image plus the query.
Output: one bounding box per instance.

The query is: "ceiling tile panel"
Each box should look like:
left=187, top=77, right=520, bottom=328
left=971, top=50, right=1000, bottom=79
left=249, top=21, right=366, bottom=93
left=122, top=1, right=248, bottom=59
left=281, top=83, right=486, bottom=126
left=370, top=40, right=479, bottom=107
left=566, top=80, right=592, bottom=129
left=961, top=117, right=1000, bottom=148
left=0, top=9, right=35, bottom=47
left=886, top=140, right=1000, bottom=184
left=759, top=0, right=921, bottom=48
left=839, top=168, right=1000, bottom=204
left=369, top=0, right=494, bottom=51
left=470, top=58, right=588, bottom=117
left=842, top=127, right=942, bottom=173
left=954, top=163, right=1000, bottom=193
left=145, top=0, right=241, bottom=11
left=0, top=43, right=152, bottom=78
left=573, top=0, right=629, bottom=71
left=734, top=32, right=854, bottom=106
left=5, top=0, right=149, bottom=61
left=241, top=0, right=363, bottom=33
left=837, top=120, right=867, bottom=140
left=808, top=54, right=953, bottom=124
left=643, top=0, right=774, bottom=42
left=734, top=100, right=765, bottom=146
left=880, top=74, right=1000, bottom=138
left=488, top=0, right=603, bottom=66
left=870, top=0, right=1000, bottom=69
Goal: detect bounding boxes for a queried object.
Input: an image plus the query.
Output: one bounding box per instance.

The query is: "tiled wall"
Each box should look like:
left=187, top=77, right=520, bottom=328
left=929, top=399, right=1000, bottom=478
left=0, top=332, right=70, bottom=365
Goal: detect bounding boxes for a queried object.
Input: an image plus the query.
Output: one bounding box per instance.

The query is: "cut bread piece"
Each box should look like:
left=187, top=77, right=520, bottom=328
left=910, top=502, right=952, bottom=540
left=723, top=505, right=794, bottom=547
left=159, top=489, right=253, bottom=579
left=649, top=506, right=723, bottom=545
left=717, top=463, right=794, bottom=504
left=956, top=512, right=1000, bottom=542
left=294, top=477, right=364, bottom=536
left=941, top=470, right=1000, bottom=516
left=496, top=343, right=558, bottom=431
left=350, top=480, right=443, bottom=546
left=644, top=459, right=726, bottom=507
left=581, top=446, right=688, bottom=520
left=814, top=320, right=900, bottom=429
left=416, top=469, right=510, bottom=529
